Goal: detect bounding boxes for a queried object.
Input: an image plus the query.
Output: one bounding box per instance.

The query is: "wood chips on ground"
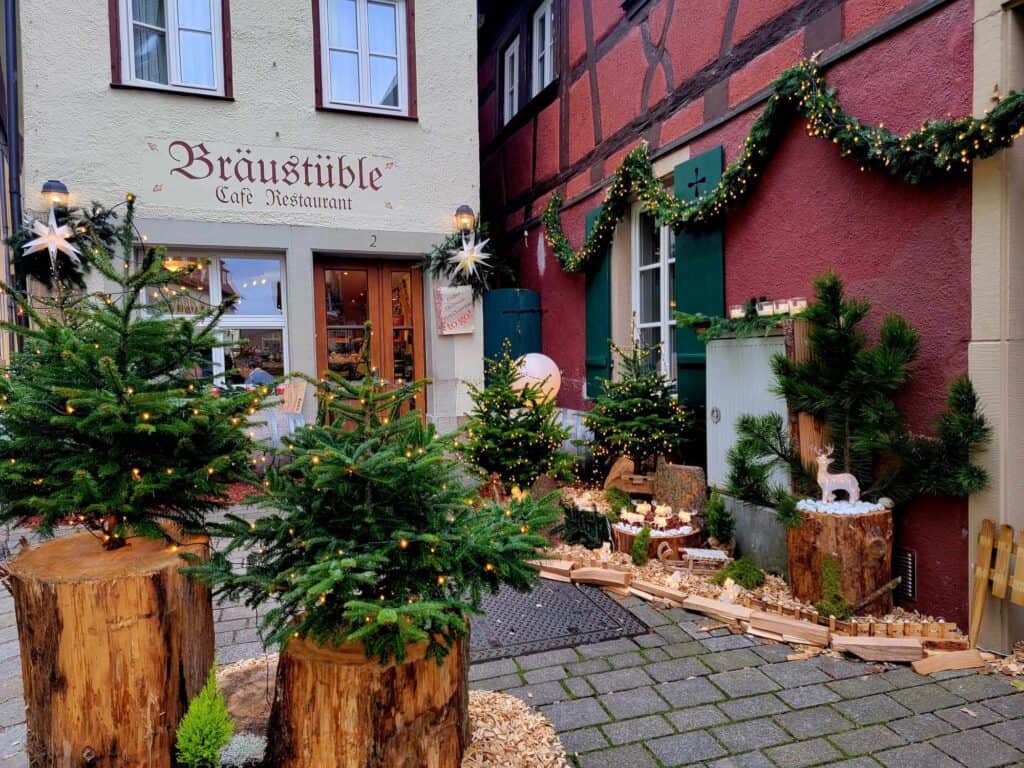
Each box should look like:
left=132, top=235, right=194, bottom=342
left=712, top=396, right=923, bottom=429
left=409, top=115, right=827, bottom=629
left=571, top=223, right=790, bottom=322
left=463, top=690, right=569, bottom=768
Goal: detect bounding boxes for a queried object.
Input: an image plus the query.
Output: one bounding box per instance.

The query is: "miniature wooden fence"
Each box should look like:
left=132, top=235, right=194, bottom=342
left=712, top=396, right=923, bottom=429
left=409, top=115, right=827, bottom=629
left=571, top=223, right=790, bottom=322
left=969, top=518, right=1024, bottom=647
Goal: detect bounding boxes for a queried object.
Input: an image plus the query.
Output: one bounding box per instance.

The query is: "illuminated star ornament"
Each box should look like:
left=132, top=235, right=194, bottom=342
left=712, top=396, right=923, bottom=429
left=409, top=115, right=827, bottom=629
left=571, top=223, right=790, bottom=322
left=22, top=206, right=81, bottom=269
left=450, top=234, right=491, bottom=278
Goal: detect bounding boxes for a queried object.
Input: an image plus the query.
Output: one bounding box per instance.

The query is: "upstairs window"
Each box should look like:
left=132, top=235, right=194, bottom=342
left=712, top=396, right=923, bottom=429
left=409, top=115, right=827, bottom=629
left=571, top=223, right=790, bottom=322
left=318, top=0, right=411, bottom=115
left=502, top=36, right=520, bottom=124
left=531, top=0, right=555, bottom=96
left=117, top=0, right=227, bottom=95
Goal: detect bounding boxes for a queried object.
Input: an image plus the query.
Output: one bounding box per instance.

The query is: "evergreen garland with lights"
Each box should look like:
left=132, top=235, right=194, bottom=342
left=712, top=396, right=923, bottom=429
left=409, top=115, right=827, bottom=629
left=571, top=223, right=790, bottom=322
left=583, top=339, right=690, bottom=472
left=0, top=196, right=261, bottom=548
left=188, top=332, right=560, bottom=665
left=462, top=342, right=574, bottom=490
left=544, top=58, right=1024, bottom=273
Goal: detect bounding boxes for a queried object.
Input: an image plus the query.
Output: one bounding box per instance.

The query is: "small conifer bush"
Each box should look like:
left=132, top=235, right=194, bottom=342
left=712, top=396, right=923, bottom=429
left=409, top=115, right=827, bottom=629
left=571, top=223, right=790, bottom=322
left=176, top=665, right=234, bottom=768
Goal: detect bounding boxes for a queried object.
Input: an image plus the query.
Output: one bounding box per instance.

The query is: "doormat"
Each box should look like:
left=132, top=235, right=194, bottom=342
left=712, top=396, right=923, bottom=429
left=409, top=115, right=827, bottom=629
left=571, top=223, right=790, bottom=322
left=469, top=581, right=649, bottom=662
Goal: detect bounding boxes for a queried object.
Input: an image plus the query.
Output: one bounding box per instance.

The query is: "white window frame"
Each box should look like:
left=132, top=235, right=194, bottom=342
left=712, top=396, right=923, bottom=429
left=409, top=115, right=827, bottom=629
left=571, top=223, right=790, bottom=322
left=119, top=0, right=225, bottom=95
left=503, top=36, right=520, bottom=124
left=631, top=207, right=676, bottom=381
left=319, top=0, right=409, bottom=116
left=531, top=0, right=555, bottom=96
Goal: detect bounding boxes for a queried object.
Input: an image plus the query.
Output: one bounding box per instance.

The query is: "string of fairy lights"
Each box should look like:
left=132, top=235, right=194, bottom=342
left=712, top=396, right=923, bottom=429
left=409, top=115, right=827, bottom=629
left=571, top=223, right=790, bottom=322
left=543, top=57, right=1024, bottom=273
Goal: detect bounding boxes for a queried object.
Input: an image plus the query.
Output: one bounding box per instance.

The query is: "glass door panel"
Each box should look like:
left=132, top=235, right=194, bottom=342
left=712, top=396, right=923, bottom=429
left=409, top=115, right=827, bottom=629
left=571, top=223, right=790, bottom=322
left=322, top=268, right=373, bottom=381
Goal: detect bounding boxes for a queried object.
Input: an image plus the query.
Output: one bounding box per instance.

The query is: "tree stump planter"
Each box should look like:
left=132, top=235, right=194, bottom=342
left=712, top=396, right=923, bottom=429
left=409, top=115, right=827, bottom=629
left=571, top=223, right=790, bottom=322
left=787, top=507, right=894, bottom=615
left=5, top=531, right=214, bottom=768
left=266, top=635, right=469, bottom=768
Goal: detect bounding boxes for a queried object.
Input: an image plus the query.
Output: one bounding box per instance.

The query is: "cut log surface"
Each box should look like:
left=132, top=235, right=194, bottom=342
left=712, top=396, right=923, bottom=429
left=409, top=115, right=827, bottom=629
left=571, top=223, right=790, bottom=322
left=787, top=508, right=894, bottom=615
left=266, top=636, right=469, bottom=768
left=911, top=649, right=987, bottom=675
left=6, top=531, right=214, bottom=768
left=830, top=635, right=924, bottom=662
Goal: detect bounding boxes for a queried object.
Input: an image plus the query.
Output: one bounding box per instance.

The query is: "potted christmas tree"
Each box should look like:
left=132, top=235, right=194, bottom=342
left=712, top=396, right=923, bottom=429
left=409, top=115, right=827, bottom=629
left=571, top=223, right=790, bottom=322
left=189, top=331, right=558, bottom=768
left=0, top=196, right=260, bottom=767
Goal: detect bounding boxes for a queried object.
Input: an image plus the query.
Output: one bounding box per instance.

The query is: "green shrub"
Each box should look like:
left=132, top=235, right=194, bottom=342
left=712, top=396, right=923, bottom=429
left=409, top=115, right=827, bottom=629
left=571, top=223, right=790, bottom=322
left=631, top=527, right=652, bottom=566
left=604, top=488, right=632, bottom=520
left=176, top=665, right=234, bottom=768
left=814, top=556, right=853, bottom=620
left=705, top=491, right=735, bottom=543
left=712, top=557, right=765, bottom=590
left=773, top=491, right=803, bottom=530
left=557, top=504, right=610, bottom=549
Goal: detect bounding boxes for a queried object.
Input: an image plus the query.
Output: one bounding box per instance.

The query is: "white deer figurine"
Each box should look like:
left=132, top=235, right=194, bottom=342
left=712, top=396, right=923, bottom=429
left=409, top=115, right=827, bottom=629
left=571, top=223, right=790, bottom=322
left=814, top=445, right=860, bottom=503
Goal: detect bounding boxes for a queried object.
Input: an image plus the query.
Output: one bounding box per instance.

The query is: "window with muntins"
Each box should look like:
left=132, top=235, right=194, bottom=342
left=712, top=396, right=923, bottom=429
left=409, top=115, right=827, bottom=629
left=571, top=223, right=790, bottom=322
left=319, top=0, right=409, bottom=115
left=503, top=36, right=520, bottom=124
left=632, top=210, right=676, bottom=380
left=531, top=0, right=555, bottom=96
left=120, top=0, right=225, bottom=94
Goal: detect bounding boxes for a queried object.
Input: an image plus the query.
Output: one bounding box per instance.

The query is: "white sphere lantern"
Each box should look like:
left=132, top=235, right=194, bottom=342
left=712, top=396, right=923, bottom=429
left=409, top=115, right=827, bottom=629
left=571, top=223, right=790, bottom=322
left=514, top=353, right=562, bottom=402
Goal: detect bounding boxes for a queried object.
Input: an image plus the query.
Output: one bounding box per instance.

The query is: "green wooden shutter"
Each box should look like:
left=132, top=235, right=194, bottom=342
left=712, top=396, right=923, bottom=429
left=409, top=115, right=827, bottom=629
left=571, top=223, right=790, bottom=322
left=584, top=206, right=612, bottom=398
left=674, top=146, right=724, bottom=404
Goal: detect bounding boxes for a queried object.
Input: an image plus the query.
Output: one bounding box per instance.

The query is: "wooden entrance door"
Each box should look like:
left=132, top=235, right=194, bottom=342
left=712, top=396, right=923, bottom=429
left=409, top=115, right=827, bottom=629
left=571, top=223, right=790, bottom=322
left=313, top=260, right=426, bottom=413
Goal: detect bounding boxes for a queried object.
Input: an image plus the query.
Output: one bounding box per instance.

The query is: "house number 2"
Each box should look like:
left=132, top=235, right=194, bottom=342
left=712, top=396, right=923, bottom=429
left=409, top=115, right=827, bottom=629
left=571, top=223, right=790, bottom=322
left=369, top=234, right=378, bottom=248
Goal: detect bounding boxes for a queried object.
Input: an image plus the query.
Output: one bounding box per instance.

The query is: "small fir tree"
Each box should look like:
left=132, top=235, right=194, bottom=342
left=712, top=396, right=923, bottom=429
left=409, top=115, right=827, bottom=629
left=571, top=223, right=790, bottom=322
left=0, top=196, right=259, bottom=548
left=583, top=339, right=690, bottom=471
left=462, top=342, right=573, bottom=489
left=176, top=665, right=234, bottom=768
left=189, top=328, right=560, bottom=664
left=704, top=491, right=735, bottom=544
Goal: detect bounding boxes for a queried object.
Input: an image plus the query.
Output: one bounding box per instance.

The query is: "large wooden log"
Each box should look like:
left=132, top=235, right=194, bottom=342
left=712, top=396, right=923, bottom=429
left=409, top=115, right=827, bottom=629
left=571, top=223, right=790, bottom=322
left=787, top=508, right=894, bottom=615
left=266, top=635, right=469, bottom=768
left=6, top=531, right=214, bottom=768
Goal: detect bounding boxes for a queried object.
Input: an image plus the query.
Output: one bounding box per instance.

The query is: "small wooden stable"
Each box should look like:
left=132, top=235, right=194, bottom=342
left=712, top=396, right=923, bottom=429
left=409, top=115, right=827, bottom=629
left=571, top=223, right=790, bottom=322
left=6, top=532, right=214, bottom=768
left=266, top=636, right=469, bottom=768
left=969, top=518, right=1024, bottom=647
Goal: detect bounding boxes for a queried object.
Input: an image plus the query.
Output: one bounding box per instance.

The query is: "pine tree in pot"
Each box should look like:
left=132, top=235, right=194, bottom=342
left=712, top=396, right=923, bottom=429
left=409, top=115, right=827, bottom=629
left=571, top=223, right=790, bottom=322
left=0, top=196, right=261, bottom=767
left=189, top=334, right=559, bottom=768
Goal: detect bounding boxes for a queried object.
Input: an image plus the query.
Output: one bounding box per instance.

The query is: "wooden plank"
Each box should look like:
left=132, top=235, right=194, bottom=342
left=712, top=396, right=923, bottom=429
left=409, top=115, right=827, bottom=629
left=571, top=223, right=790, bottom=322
left=911, top=649, right=986, bottom=676
left=681, top=596, right=753, bottom=624
left=537, top=572, right=572, bottom=583
left=571, top=568, right=631, bottom=588
left=969, top=519, right=997, bottom=647
left=1012, top=528, right=1024, bottom=607
left=921, top=637, right=970, bottom=652
left=631, top=580, right=689, bottom=604
left=831, top=635, right=924, bottom=662
left=528, top=560, right=576, bottom=578
left=991, top=524, right=1016, bottom=599
left=750, top=611, right=830, bottom=647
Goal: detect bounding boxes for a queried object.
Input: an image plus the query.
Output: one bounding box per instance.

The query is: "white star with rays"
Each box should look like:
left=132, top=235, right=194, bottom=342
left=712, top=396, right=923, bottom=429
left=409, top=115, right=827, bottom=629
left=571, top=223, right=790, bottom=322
left=450, top=234, right=491, bottom=278
left=22, top=206, right=81, bottom=267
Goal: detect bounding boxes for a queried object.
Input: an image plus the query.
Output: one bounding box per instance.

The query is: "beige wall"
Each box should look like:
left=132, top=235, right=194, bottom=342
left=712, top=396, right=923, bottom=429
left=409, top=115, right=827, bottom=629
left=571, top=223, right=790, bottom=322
left=970, top=0, right=1024, bottom=651
left=19, top=0, right=483, bottom=429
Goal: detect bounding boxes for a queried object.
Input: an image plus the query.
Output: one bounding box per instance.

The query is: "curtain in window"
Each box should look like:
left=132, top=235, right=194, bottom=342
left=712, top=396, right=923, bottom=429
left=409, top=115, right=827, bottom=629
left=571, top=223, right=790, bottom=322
left=177, top=0, right=215, bottom=87
left=132, top=0, right=168, bottom=84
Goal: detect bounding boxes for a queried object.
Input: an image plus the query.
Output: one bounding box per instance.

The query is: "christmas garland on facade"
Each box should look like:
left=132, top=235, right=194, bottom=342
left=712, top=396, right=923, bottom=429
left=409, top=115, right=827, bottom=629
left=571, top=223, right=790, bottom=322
left=543, top=58, right=1024, bottom=273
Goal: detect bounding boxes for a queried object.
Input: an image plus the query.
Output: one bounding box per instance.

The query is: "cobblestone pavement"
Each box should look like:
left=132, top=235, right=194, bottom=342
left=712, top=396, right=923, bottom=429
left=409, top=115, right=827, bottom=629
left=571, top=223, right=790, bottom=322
left=0, top=514, right=1023, bottom=767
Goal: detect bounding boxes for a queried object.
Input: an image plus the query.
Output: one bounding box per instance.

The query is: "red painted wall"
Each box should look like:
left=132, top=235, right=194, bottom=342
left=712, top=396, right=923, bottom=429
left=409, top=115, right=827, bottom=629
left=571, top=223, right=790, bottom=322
left=479, top=0, right=974, bottom=625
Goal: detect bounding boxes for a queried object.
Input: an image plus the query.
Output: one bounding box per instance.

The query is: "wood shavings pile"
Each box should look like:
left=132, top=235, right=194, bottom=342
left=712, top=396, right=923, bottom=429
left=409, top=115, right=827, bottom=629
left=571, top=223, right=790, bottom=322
left=560, top=487, right=612, bottom=514
left=463, top=690, right=569, bottom=768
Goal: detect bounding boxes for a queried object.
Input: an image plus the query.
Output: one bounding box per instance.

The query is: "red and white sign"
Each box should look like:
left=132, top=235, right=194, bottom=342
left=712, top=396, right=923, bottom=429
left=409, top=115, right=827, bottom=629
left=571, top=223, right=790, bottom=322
left=433, top=286, right=475, bottom=336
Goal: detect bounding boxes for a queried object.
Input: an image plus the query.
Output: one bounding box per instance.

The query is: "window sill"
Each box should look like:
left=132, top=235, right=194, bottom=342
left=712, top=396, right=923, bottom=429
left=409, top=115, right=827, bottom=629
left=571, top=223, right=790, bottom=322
left=110, top=82, right=233, bottom=101
left=316, top=103, right=419, bottom=121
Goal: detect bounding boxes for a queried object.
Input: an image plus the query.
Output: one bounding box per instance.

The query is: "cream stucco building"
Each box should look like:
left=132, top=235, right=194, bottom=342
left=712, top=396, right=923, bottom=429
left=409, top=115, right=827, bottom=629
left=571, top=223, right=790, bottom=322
left=19, top=0, right=482, bottom=430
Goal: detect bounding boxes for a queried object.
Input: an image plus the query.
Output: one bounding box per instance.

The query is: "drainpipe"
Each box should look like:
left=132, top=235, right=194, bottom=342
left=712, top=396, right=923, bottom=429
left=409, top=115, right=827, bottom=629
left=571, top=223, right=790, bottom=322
left=3, top=0, right=22, bottom=339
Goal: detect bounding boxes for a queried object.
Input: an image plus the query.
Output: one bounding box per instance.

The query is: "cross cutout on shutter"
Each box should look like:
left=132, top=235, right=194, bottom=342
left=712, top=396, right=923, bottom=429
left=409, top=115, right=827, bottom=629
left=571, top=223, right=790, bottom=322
left=687, top=166, right=708, bottom=198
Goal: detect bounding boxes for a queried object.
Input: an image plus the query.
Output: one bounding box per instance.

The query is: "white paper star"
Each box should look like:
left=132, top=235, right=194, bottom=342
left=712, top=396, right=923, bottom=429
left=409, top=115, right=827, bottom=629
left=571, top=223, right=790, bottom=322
left=22, top=206, right=81, bottom=268
left=450, top=234, right=491, bottom=278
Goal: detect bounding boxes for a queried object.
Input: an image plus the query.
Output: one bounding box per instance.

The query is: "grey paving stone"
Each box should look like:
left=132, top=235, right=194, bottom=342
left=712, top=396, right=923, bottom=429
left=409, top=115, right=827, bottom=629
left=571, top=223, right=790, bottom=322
left=664, top=704, right=729, bottom=732
left=505, top=680, right=568, bottom=707
left=931, top=726, right=1024, bottom=768
left=752, top=643, right=799, bottom=663
left=717, top=693, right=790, bottom=721
left=640, top=647, right=669, bottom=662
left=657, top=676, right=727, bottom=707
left=566, top=658, right=611, bottom=676
left=605, top=651, right=648, bottom=669
left=827, top=724, right=904, bottom=756
left=646, top=730, right=728, bottom=766
left=654, top=624, right=694, bottom=643
left=821, top=759, right=884, bottom=768
left=940, top=674, right=1019, bottom=702
left=983, top=693, right=1024, bottom=719
left=663, top=640, right=705, bottom=658
left=540, top=697, right=611, bottom=731
left=705, top=753, right=775, bottom=768
left=761, top=661, right=831, bottom=688
left=578, top=743, right=658, bottom=768
left=634, top=632, right=668, bottom=649
left=984, top=718, right=1024, bottom=750
left=874, top=743, right=961, bottom=768
left=814, top=656, right=879, bottom=680
left=559, top=727, right=608, bottom=754
left=470, top=673, right=522, bottom=692
left=887, top=683, right=963, bottom=714
left=577, top=638, right=640, bottom=658
left=598, top=686, right=670, bottom=719
left=700, top=634, right=756, bottom=652
left=586, top=667, right=655, bottom=694
left=219, top=641, right=264, bottom=664
left=879, top=667, right=930, bottom=689
left=935, top=701, right=1004, bottom=729
left=774, top=705, right=854, bottom=739
left=645, top=657, right=711, bottom=682
left=777, top=684, right=842, bottom=709
left=523, top=665, right=566, bottom=684
left=702, top=649, right=766, bottom=672
left=708, top=668, right=780, bottom=698
left=826, top=674, right=894, bottom=700
left=832, top=694, right=913, bottom=726
left=629, top=604, right=670, bottom=627
left=516, top=647, right=581, bottom=670
left=563, top=676, right=595, bottom=699
left=712, top=718, right=791, bottom=752
left=601, top=714, right=674, bottom=745
left=765, top=737, right=843, bottom=768
left=663, top=608, right=705, bottom=623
